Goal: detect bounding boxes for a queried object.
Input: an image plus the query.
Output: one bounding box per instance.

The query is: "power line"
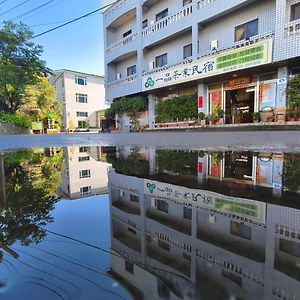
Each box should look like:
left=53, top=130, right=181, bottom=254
left=0, top=0, right=9, bottom=6
left=32, top=0, right=120, bottom=39
left=13, top=0, right=56, bottom=20
left=0, top=0, right=29, bottom=17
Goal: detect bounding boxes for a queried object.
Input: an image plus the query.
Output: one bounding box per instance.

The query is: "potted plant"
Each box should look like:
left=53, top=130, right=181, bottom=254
left=197, top=112, right=206, bottom=126
left=260, top=107, right=274, bottom=122
left=216, top=108, right=225, bottom=125
left=253, top=112, right=260, bottom=123
left=206, top=114, right=213, bottom=125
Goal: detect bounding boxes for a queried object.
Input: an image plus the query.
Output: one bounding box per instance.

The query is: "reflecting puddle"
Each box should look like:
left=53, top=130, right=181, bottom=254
left=0, top=146, right=300, bottom=299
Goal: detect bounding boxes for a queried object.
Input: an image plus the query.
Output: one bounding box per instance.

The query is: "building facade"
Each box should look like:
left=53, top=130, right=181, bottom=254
left=107, top=149, right=300, bottom=300
left=103, top=0, right=300, bottom=128
left=50, top=70, right=107, bottom=132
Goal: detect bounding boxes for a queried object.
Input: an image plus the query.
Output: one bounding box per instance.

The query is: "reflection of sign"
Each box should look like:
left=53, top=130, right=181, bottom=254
left=144, top=180, right=266, bottom=223
left=142, top=39, right=273, bottom=91
left=32, top=122, right=43, bottom=130
left=226, top=77, right=252, bottom=89
left=259, top=83, right=277, bottom=108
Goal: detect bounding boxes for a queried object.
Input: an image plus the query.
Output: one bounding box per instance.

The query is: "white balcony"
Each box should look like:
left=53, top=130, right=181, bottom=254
left=197, top=0, right=217, bottom=9
left=107, top=32, right=138, bottom=53
left=142, top=3, right=192, bottom=38
left=285, top=19, right=300, bottom=36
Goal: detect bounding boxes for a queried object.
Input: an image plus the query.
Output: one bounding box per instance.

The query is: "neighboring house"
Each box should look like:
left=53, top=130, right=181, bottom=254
left=50, top=70, right=107, bottom=132
left=103, top=0, right=300, bottom=129
left=58, top=146, right=110, bottom=200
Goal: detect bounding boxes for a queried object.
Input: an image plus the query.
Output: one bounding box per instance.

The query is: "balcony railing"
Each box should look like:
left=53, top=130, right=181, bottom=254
left=107, top=74, right=138, bottom=88
left=197, top=31, right=274, bottom=60
left=142, top=3, right=192, bottom=37
left=107, top=32, right=137, bottom=53
left=197, top=0, right=217, bottom=9
left=104, top=0, right=129, bottom=17
left=285, top=19, right=300, bottom=36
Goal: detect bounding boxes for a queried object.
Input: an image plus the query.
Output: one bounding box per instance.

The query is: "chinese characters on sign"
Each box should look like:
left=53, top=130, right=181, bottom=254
left=144, top=180, right=266, bottom=223
left=142, top=39, right=273, bottom=91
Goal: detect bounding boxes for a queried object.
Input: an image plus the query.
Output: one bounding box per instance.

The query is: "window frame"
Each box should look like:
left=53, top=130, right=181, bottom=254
left=235, top=19, right=258, bottom=42
left=80, top=186, right=91, bottom=195
left=75, top=75, right=87, bottom=86
left=127, top=65, right=137, bottom=77
left=156, top=9, right=168, bottom=21
left=155, top=53, right=168, bottom=68
left=79, top=169, right=91, bottom=178
left=123, top=29, right=132, bottom=38
left=76, top=93, right=88, bottom=104
left=76, top=111, right=88, bottom=117
left=157, top=199, right=169, bottom=213
left=183, top=43, right=192, bottom=59
left=77, top=120, right=88, bottom=129
left=291, top=3, right=300, bottom=21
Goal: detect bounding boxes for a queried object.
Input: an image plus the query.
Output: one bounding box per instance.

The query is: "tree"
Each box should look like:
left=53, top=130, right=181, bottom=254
left=0, top=21, right=50, bottom=113
left=19, top=76, right=62, bottom=129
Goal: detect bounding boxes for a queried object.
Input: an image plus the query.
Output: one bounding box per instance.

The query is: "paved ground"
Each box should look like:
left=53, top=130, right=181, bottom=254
left=0, top=130, right=300, bottom=152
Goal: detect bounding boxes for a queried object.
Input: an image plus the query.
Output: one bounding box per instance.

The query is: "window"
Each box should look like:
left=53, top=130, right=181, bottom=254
left=183, top=43, right=192, bottom=59
left=79, top=156, right=90, bottom=162
left=79, top=169, right=91, bottom=178
left=76, top=93, right=88, bottom=103
left=78, top=120, right=88, bottom=128
left=125, top=261, right=134, bottom=274
left=235, top=19, right=258, bottom=41
left=75, top=75, right=87, bottom=85
left=222, top=270, right=242, bottom=286
left=123, top=29, right=132, bottom=38
left=183, top=0, right=192, bottom=6
left=130, top=194, right=139, bottom=203
left=291, top=3, right=300, bottom=21
left=156, top=9, right=168, bottom=21
left=230, top=221, right=252, bottom=240
left=158, top=240, right=170, bottom=251
left=183, top=252, right=191, bottom=261
left=279, top=238, right=300, bottom=258
left=79, top=146, right=90, bottom=153
left=127, top=227, right=136, bottom=235
left=127, top=65, right=136, bottom=76
left=76, top=112, right=88, bottom=117
left=157, top=199, right=168, bottom=213
left=142, top=19, right=148, bottom=29
left=80, top=186, right=91, bottom=195
left=155, top=53, right=167, bottom=68
left=183, top=207, right=192, bottom=220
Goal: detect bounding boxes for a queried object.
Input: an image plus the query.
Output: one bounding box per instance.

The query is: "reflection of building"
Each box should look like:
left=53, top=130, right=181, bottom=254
left=103, top=0, right=300, bottom=128
left=0, top=158, right=5, bottom=209
left=50, top=69, right=107, bottom=132
left=59, top=147, right=110, bottom=199
left=108, top=151, right=300, bottom=300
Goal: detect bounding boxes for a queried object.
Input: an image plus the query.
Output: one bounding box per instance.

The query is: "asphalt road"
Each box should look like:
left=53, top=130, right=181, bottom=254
left=0, top=130, right=300, bottom=152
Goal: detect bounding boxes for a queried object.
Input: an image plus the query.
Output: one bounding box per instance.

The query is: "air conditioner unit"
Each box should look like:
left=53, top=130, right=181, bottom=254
left=209, top=214, right=216, bottom=224
left=149, top=61, right=155, bottom=70
left=210, top=40, right=219, bottom=50
left=116, top=73, right=122, bottom=80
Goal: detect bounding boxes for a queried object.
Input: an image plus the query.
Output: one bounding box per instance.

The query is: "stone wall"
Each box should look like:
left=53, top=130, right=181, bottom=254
left=0, top=123, right=31, bottom=135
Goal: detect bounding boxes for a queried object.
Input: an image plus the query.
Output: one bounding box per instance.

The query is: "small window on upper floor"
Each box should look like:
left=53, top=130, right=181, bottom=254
left=142, top=19, right=148, bottom=29
left=183, top=0, right=192, bottom=6
left=291, top=3, right=300, bottom=21
left=76, top=93, right=88, bottom=103
left=235, top=19, right=258, bottom=42
left=123, top=29, right=132, bottom=38
left=155, top=53, right=168, bottom=68
left=156, top=8, right=168, bottom=21
left=183, top=43, right=192, bottom=59
left=127, top=65, right=136, bottom=76
left=75, top=75, right=87, bottom=86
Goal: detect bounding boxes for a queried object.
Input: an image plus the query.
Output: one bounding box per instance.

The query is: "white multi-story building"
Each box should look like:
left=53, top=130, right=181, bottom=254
left=58, top=146, right=110, bottom=200
left=50, top=70, right=107, bottom=132
left=103, top=0, right=300, bottom=129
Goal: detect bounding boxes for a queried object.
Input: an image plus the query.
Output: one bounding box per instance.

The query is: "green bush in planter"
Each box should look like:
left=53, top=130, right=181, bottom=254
left=287, top=76, right=300, bottom=110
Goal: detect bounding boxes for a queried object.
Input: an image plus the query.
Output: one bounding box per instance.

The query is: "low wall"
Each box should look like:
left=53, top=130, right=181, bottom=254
left=0, top=123, right=31, bottom=135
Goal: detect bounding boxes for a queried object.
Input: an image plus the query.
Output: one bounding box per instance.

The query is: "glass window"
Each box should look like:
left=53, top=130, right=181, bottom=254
left=78, top=120, right=88, bottom=128
left=158, top=240, right=170, bottom=251
left=75, top=75, right=87, bottom=85
left=142, top=19, right=148, bottom=29
left=125, top=261, right=134, bottom=274
left=123, top=29, right=132, bottom=38
left=76, top=93, right=88, bottom=103
left=127, top=65, right=136, bottom=76
left=79, top=146, right=90, bottom=153
left=235, top=19, right=258, bottom=41
left=183, top=43, right=192, bottom=59
left=156, top=9, right=168, bottom=21
left=183, top=207, right=192, bottom=219
left=130, top=194, right=139, bottom=203
left=291, top=3, right=300, bottom=21
left=76, top=112, right=88, bottom=117
left=78, top=156, right=90, bottom=162
left=127, top=227, right=136, bottom=234
left=279, top=238, right=300, bottom=258
left=183, top=0, right=192, bottom=6
left=157, top=199, right=168, bottom=213
left=80, top=186, right=91, bottom=195
left=79, top=169, right=91, bottom=178
left=230, top=221, right=252, bottom=240
left=155, top=53, right=168, bottom=68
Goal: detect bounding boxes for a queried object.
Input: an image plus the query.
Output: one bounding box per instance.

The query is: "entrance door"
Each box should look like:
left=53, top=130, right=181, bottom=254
left=225, top=88, right=255, bottom=124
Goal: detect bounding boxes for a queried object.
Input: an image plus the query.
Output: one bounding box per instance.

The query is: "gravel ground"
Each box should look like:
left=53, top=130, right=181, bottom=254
left=0, top=131, right=300, bottom=152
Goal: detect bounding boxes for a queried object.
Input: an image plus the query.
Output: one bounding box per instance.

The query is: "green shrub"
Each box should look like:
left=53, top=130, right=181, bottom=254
left=156, top=94, right=198, bottom=123
left=0, top=113, right=31, bottom=128
left=287, top=76, right=300, bottom=110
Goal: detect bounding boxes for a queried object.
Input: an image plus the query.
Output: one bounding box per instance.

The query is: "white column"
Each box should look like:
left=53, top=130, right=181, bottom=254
left=148, top=94, right=156, bottom=129
left=276, top=66, right=289, bottom=109
left=198, top=83, right=208, bottom=114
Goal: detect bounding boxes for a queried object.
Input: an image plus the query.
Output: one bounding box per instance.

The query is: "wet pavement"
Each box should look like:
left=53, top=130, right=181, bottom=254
left=0, top=145, right=300, bottom=299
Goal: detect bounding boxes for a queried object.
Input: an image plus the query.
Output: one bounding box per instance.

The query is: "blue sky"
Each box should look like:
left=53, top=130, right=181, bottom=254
left=0, top=0, right=105, bottom=75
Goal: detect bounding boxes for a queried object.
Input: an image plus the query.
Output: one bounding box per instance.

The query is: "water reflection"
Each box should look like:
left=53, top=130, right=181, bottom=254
left=108, top=147, right=300, bottom=300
